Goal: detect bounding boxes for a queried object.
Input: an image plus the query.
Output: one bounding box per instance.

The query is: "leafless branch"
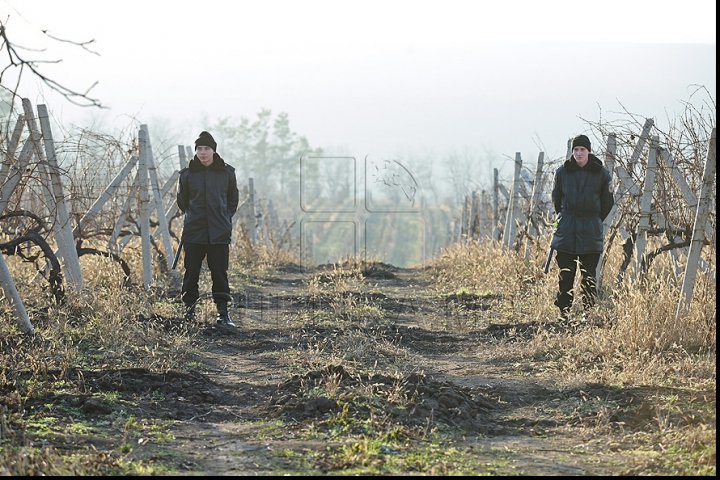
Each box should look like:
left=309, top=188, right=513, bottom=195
left=0, top=20, right=103, bottom=108
left=44, top=31, right=100, bottom=56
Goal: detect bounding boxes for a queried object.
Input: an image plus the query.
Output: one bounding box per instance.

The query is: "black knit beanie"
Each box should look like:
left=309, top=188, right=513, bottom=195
left=195, top=131, right=217, bottom=152
left=571, top=134, right=592, bottom=152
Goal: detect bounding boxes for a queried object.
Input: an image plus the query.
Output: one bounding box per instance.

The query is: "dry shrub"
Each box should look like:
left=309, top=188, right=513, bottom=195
left=230, top=207, right=301, bottom=270
left=429, top=236, right=558, bottom=322
left=1, top=268, right=195, bottom=389
left=599, top=232, right=716, bottom=373
left=231, top=233, right=300, bottom=269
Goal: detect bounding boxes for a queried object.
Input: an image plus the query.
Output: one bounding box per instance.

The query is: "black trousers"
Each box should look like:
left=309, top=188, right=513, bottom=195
left=554, top=251, right=601, bottom=314
left=181, top=242, right=231, bottom=312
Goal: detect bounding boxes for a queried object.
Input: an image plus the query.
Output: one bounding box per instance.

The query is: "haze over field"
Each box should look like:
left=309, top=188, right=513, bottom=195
left=4, top=1, right=716, bottom=166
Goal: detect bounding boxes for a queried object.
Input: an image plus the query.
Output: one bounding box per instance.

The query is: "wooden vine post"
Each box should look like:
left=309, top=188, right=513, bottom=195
left=503, top=153, right=522, bottom=249
left=604, top=119, right=652, bottom=236
left=0, top=114, right=33, bottom=333
left=162, top=144, right=189, bottom=286
left=478, top=190, right=487, bottom=239
left=75, top=156, right=139, bottom=236
left=676, top=128, right=716, bottom=319
left=596, top=133, right=617, bottom=290
left=524, top=152, right=545, bottom=259
left=492, top=168, right=500, bottom=241
left=0, top=250, right=34, bottom=334
left=469, top=190, right=480, bottom=240
left=0, top=115, right=25, bottom=184
left=0, top=114, right=33, bottom=334
left=631, top=135, right=659, bottom=281
left=657, top=141, right=715, bottom=277
left=138, top=128, right=153, bottom=290
left=27, top=100, right=85, bottom=290
left=153, top=144, right=189, bottom=242
left=247, top=177, right=258, bottom=246
left=140, top=124, right=174, bottom=270
left=460, top=194, right=469, bottom=241
left=108, top=167, right=140, bottom=252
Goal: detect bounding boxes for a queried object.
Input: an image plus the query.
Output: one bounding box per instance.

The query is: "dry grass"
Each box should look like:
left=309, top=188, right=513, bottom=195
left=2, top=286, right=193, bottom=372
left=0, top=219, right=715, bottom=474
left=280, top=256, right=412, bottom=374
left=0, top=102, right=715, bottom=473
left=428, top=235, right=716, bottom=388
left=231, top=216, right=301, bottom=271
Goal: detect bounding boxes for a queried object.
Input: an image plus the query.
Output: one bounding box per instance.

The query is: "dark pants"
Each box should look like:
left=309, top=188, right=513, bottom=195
left=554, top=251, right=601, bottom=315
left=181, top=242, right=231, bottom=313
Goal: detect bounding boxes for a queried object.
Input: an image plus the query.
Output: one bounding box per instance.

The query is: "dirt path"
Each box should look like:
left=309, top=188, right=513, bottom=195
left=25, top=263, right=699, bottom=475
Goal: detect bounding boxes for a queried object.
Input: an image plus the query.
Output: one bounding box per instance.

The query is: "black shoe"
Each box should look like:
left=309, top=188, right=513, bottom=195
left=216, top=313, right=236, bottom=327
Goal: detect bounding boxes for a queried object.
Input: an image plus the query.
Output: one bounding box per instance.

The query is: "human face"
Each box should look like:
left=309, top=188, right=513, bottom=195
left=196, top=145, right=214, bottom=166
left=573, top=146, right=589, bottom=167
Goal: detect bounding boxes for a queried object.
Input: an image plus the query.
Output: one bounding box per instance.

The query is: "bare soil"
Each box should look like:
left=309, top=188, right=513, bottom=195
left=9, top=263, right=713, bottom=475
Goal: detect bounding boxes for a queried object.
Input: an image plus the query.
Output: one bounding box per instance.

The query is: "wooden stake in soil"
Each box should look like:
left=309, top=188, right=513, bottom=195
left=0, top=250, right=34, bottom=335
left=676, top=128, right=716, bottom=319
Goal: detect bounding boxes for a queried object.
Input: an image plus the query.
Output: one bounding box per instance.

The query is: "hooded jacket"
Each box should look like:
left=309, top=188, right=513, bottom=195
left=177, top=153, right=239, bottom=244
left=550, top=153, right=614, bottom=254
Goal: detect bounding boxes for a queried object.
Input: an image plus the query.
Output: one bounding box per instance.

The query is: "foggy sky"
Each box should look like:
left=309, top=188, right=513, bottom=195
left=5, top=0, right=717, bottom=173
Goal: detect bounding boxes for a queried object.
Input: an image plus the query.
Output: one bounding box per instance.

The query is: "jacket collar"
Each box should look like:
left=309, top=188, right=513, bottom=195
left=564, top=153, right=602, bottom=173
left=188, top=153, right=226, bottom=172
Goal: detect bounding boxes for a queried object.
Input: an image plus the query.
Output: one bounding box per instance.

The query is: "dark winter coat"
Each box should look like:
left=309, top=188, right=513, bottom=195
left=550, top=153, right=614, bottom=254
left=177, top=154, right=239, bottom=244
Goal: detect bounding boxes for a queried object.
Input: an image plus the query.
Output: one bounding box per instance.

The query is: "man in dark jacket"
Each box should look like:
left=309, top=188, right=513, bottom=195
left=177, top=131, right=239, bottom=326
left=550, top=134, right=614, bottom=321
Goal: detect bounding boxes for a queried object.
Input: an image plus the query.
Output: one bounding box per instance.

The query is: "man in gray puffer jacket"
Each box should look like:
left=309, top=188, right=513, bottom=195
left=550, top=134, right=614, bottom=321
left=177, top=131, right=239, bottom=326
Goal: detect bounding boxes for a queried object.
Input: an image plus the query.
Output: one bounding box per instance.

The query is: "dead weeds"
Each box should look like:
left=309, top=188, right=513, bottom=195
left=0, top=256, right=715, bottom=476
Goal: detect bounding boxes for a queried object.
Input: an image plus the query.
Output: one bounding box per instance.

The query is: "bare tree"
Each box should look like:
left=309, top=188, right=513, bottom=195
left=1, top=15, right=103, bottom=133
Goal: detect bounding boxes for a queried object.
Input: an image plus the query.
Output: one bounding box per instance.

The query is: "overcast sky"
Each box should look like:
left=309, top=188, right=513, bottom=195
left=3, top=0, right=717, bottom=171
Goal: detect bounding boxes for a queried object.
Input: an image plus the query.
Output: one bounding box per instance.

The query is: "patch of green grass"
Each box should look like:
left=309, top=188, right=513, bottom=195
left=616, top=428, right=717, bottom=476
left=24, top=416, right=58, bottom=439
left=120, top=416, right=175, bottom=443
left=37, top=401, right=74, bottom=418
left=0, top=446, right=166, bottom=476
left=118, top=442, right=133, bottom=454
left=298, top=403, right=377, bottom=441
left=254, top=419, right=286, bottom=440
left=50, top=380, right=77, bottom=394
left=143, top=420, right=176, bottom=443
left=282, top=429, right=514, bottom=475
left=66, top=420, right=96, bottom=435
left=266, top=448, right=317, bottom=475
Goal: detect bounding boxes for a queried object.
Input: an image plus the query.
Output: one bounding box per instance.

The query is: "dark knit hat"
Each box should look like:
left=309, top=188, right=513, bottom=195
left=571, top=134, right=592, bottom=152
left=195, top=131, right=217, bottom=152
